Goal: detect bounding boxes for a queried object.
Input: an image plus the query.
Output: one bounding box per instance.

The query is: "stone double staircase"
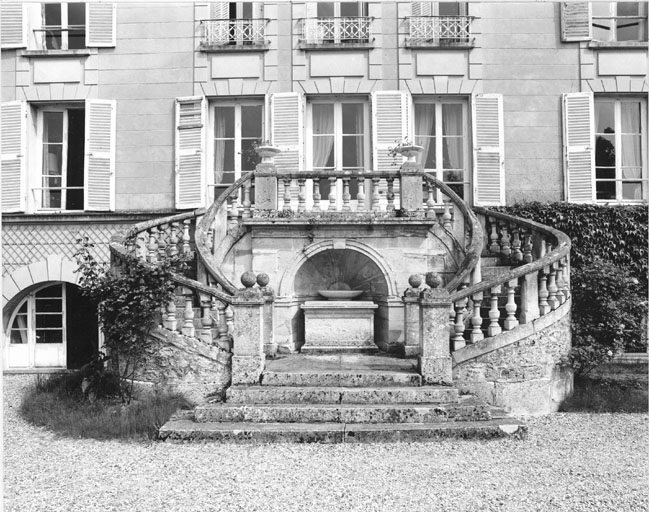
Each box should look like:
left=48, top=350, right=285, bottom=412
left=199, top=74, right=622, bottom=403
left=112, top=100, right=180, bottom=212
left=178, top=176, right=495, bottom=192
left=158, top=353, right=527, bottom=443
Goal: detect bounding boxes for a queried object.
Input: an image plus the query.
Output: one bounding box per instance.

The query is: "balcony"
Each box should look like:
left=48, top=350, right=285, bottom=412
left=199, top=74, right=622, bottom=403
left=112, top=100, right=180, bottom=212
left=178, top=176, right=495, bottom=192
left=300, top=17, right=373, bottom=48
left=406, top=16, right=475, bottom=48
left=200, top=18, right=269, bottom=50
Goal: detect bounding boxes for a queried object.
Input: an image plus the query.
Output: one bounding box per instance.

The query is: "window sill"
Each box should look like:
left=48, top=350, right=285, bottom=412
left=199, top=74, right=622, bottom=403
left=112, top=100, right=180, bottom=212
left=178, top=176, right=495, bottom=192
left=298, top=41, right=374, bottom=51
left=588, top=41, right=648, bottom=50
left=200, top=43, right=270, bottom=53
left=18, top=49, right=97, bottom=58
left=405, top=40, right=474, bottom=50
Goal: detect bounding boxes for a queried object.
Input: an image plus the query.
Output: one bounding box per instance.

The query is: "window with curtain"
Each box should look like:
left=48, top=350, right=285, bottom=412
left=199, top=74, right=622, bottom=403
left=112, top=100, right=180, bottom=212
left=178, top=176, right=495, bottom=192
left=310, top=98, right=368, bottom=198
left=595, top=97, right=647, bottom=202
left=592, top=2, right=648, bottom=42
left=41, top=3, right=86, bottom=50
left=414, top=99, right=469, bottom=201
left=213, top=101, right=263, bottom=194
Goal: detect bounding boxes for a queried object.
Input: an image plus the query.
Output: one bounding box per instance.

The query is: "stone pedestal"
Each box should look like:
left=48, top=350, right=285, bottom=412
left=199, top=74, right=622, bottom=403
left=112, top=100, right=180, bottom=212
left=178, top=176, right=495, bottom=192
left=301, top=301, right=378, bottom=352
left=419, top=287, right=453, bottom=385
left=403, top=286, right=421, bottom=357
left=399, top=162, right=424, bottom=212
left=231, top=279, right=266, bottom=385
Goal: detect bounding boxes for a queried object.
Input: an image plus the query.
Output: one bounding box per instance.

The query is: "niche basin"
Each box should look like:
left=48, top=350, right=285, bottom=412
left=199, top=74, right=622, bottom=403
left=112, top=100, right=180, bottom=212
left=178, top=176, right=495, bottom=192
left=318, top=290, right=363, bottom=301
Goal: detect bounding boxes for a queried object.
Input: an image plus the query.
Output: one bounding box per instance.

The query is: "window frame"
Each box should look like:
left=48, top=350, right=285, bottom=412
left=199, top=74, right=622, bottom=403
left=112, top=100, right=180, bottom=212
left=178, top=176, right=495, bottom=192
left=591, top=2, right=648, bottom=43
left=413, top=96, right=471, bottom=203
left=32, top=104, right=86, bottom=212
left=35, top=2, right=87, bottom=51
left=208, top=98, right=265, bottom=200
left=594, top=95, right=648, bottom=203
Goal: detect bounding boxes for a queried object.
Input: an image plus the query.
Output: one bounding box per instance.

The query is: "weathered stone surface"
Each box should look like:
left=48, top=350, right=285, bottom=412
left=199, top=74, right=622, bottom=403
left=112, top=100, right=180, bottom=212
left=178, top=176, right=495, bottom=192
left=419, top=356, right=453, bottom=385
left=301, top=301, right=378, bottom=350
left=453, top=306, right=573, bottom=415
left=232, top=355, right=264, bottom=385
left=262, top=371, right=421, bottom=388
left=226, top=385, right=459, bottom=404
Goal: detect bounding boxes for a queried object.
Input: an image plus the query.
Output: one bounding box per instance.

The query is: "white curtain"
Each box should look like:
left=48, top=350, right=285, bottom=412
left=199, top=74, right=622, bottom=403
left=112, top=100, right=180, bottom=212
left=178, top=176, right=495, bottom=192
left=214, top=114, right=226, bottom=184
left=442, top=104, right=463, bottom=171
left=620, top=102, right=642, bottom=199
left=313, top=106, right=334, bottom=169
left=415, top=104, right=435, bottom=169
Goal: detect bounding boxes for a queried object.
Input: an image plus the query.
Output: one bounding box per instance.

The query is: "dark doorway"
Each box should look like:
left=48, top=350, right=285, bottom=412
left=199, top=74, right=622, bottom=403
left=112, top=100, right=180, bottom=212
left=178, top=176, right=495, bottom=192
left=66, top=285, right=99, bottom=369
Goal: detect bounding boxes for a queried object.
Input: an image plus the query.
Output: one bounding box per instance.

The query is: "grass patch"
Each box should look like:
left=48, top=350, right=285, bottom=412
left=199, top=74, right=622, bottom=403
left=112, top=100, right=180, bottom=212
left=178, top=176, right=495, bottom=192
left=559, top=377, right=648, bottom=413
left=20, top=373, right=193, bottom=441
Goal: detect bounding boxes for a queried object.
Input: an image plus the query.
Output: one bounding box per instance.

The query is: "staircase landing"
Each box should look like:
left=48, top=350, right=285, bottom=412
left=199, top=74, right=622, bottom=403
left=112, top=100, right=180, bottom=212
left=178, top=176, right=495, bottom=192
left=159, top=353, right=527, bottom=443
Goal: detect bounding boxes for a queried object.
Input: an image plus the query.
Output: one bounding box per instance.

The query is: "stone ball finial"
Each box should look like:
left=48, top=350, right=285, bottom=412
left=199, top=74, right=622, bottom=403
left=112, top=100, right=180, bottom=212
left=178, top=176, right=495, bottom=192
left=408, top=274, right=423, bottom=289
left=425, top=271, right=442, bottom=289
left=256, top=272, right=270, bottom=287
left=241, top=271, right=257, bottom=288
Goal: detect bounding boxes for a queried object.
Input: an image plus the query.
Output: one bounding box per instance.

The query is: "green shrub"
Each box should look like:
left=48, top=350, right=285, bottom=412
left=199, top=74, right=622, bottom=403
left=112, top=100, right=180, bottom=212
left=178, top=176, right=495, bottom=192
left=559, top=377, right=648, bottom=413
left=21, top=373, right=192, bottom=441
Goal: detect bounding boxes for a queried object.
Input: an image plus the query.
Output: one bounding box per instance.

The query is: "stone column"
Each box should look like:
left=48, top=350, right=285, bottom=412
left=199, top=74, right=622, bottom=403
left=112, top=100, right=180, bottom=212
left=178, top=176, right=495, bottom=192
left=418, top=272, right=453, bottom=385
left=399, top=162, right=424, bottom=212
left=231, top=271, right=266, bottom=385
left=257, top=272, right=276, bottom=357
left=403, top=274, right=422, bottom=357
left=254, top=163, right=277, bottom=210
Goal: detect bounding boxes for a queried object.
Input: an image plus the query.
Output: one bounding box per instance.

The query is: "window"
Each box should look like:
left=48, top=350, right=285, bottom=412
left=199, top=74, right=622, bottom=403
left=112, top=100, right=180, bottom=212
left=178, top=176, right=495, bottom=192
left=39, top=2, right=86, bottom=50
left=6, top=283, right=99, bottom=369
left=38, top=107, right=85, bottom=210
left=303, top=2, right=371, bottom=44
left=308, top=98, right=369, bottom=198
left=202, top=2, right=266, bottom=47
left=594, top=97, right=647, bottom=201
left=212, top=101, right=264, bottom=193
left=592, top=2, right=648, bottom=42
left=414, top=98, right=470, bottom=200
left=409, top=2, right=472, bottom=46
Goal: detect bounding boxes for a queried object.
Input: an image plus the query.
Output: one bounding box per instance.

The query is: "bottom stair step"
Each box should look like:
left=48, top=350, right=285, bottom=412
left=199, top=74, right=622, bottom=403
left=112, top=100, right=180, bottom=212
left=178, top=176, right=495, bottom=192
left=158, top=418, right=528, bottom=443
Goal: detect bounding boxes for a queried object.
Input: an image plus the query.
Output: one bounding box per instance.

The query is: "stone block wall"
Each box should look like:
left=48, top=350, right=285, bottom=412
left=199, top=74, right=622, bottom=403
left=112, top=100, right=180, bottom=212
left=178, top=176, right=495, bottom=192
left=453, top=301, right=573, bottom=415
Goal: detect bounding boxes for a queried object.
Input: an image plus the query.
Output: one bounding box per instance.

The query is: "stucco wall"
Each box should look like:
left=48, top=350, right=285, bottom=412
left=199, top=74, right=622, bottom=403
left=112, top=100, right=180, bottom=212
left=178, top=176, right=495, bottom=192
left=453, top=301, right=573, bottom=415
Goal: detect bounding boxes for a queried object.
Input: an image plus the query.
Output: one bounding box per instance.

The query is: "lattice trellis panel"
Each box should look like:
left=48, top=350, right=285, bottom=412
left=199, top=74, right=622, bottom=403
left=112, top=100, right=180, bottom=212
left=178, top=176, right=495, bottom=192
left=2, top=222, right=133, bottom=275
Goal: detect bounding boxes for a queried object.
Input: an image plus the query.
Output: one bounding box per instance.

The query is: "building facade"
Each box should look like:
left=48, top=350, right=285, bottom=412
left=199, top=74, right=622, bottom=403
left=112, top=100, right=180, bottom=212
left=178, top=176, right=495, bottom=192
left=2, top=1, right=647, bottom=374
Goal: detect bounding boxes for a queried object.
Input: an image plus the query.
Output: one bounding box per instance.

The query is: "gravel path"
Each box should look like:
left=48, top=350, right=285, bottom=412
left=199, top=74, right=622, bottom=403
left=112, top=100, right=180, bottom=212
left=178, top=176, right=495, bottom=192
left=4, top=374, right=648, bottom=512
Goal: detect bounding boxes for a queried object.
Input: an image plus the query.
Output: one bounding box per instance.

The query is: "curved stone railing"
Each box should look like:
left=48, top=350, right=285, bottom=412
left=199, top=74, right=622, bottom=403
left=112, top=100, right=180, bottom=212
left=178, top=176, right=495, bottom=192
left=447, top=207, right=572, bottom=354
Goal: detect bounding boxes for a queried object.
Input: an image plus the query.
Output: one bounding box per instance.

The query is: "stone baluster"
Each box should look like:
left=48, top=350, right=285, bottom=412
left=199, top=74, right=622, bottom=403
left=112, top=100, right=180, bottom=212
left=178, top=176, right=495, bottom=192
left=426, top=181, right=436, bottom=218
left=164, top=298, right=178, bottom=331
left=297, top=178, right=307, bottom=213
left=547, top=263, right=559, bottom=310
left=242, top=181, right=252, bottom=219
left=169, top=222, right=179, bottom=258
left=522, top=228, right=533, bottom=263
left=147, top=227, right=158, bottom=263
left=499, top=221, right=511, bottom=257
left=342, top=177, right=351, bottom=212
left=470, top=292, right=484, bottom=343
left=328, top=177, right=337, bottom=211
left=452, top=296, right=467, bottom=351
left=181, top=293, right=195, bottom=337
left=442, top=197, right=452, bottom=229
left=489, top=218, right=500, bottom=253
left=217, top=301, right=231, bottom=351
left=157, top=224, right=168, bottom=261
left=555, top=260, right=566, bottom=305
left=538, top=267, right=551, bottom=315
left=511, top=225, right=522, bottom=263
left=313, top=178, right=321, bottom=211
left=371, top=177, right=381, bottom=211
left=503, top=279, right=519, bottom=330
left=357, top=177, right=366, bottom=211
left=282, top=178, right=292, bottom=211
left=225, top=305, right=234, bottom=334
left=487, top=285, right=502, bottom=337
left=200, top=298, right=213, bottom=344
left=182, top=219, right=191, bottom=256
left=559, top=258, right=570, bottom=301
left=207, top=228, right=214, bottom=251
left=386, top=177, right=395, bottom=211
left=230, top=190, right=240, bottom=218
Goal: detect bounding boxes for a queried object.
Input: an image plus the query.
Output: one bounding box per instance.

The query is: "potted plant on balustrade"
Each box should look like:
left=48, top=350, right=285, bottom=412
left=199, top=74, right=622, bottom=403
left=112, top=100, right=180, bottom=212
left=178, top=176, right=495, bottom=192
left=388, top=137, right=423, bottom=164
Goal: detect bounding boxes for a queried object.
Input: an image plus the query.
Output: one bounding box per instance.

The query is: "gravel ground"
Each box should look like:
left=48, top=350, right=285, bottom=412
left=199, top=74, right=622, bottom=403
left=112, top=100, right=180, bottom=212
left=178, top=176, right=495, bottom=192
left=4, top=374, right=648, bottom=512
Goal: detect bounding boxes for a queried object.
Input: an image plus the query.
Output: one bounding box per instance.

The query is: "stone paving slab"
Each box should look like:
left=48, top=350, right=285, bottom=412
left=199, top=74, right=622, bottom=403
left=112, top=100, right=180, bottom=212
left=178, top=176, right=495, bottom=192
left=265, top=353, right=420, bottom=373
left=262, top=371, right=422, bottom=387
left=158, top=418, right=527, bottom=443
left=226, top=385, right=459, bottom=404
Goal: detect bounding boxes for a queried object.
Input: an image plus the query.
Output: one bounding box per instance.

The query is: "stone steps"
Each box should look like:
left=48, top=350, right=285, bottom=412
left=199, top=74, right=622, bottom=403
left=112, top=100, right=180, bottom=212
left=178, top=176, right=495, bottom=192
left=261, top=370, right=422, bottom=387
left=226, top=385, right=459, bottom=404
left=158, top=418, right=528, bottom=443
left=194, top=397, right=490, bottom=424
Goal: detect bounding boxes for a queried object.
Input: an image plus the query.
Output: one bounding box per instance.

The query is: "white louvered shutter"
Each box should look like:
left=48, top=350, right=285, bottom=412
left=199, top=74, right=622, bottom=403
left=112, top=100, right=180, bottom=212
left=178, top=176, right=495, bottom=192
left=372, top=91, right=412, bottom=173
left=87, top=3, right=116, bottom=47
left=472, top=94, right=505, bottom=206
left=1, top=3, right=25, bottom=49
left=561, top=2, right=592, bottom=42
left=1, top=101, right=27, bottom=212
left=563, top=92, right=595, bottom=203
left=411, top=2, right=433, bottom=17
left=270, top=92, right=304, bottom=172
left=175, top=96, right=206, bottom=209
left=210, top=2, right=230, bottom=18
left=85, top=100, right=116, bottom=211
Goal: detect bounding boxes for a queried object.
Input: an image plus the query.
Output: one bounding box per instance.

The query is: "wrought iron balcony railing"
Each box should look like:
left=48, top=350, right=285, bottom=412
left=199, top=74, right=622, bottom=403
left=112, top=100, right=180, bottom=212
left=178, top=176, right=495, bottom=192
left=201, top=18, right=268, bottom=47
left=408, top=16, right=474, bottom=46
left=301, top=17, right=373, bottom=45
